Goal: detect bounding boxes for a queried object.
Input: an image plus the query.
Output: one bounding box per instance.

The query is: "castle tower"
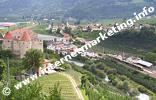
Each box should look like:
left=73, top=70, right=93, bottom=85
left=2, top=32, right=13, bottom=50
left=19, top=32, right=32, bottom=58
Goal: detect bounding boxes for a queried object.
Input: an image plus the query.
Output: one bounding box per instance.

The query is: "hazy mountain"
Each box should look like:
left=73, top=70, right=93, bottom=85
left=0, top=0, right=155, bottom=19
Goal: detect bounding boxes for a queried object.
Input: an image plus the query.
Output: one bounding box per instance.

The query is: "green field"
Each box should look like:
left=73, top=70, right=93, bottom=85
left=32, top=24, right=62, bottom=36
left=32, top=25, right=48, bottom=34
left=140, top=18, right=156, bottom=26
left=37, top=73, right=80, bottom=100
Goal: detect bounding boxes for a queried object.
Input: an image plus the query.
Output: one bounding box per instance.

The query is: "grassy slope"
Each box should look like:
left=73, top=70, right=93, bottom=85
left=32, top=24, right=49, bottom=35
left=96, top=37, right=156, bottom=55
left=32, top=24, right=62, bottom=36
left=76, top=30, right=156, bottom=55
left=140, top=18, right=156, bottom=26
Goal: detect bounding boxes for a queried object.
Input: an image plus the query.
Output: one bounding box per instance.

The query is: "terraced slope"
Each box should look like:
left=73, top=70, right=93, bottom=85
left=38, top=73, right=80, bottom=100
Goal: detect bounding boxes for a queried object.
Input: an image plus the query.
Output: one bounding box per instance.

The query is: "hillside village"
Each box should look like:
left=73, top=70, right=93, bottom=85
left=1, top=21, right=156, bottom=72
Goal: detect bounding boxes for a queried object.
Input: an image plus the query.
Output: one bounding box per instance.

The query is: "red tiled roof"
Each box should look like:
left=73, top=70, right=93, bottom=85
left=4, top=32, right=13, bottom=39
left=21, top=32, right=31, bottom=41
left=3, top=28, right=38, bottom=41
left=64, top=33, right=71, bottom=39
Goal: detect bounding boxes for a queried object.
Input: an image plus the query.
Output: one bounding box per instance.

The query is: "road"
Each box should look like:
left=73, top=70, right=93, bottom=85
left=60, top=73, right=84, bottom=100
left=38, top=34, right=62, bottom=41
left=67, top=60, right=84, bottom=67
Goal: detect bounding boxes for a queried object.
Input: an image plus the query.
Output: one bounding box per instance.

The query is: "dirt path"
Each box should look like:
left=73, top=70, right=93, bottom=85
left=60, top=73, right=84, bottom=100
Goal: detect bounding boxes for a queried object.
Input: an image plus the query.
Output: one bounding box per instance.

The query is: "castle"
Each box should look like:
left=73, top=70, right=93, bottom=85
left=2, top=28, right=43, bottom=58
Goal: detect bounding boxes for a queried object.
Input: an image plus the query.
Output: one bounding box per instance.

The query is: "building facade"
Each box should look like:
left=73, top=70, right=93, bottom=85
left=2, top=29, right=43, bottom=58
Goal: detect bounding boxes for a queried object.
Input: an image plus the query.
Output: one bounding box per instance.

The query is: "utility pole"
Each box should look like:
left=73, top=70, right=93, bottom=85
left=7, top=57, right=11, bottom=87
left=2, top=57, right=11, bottom=96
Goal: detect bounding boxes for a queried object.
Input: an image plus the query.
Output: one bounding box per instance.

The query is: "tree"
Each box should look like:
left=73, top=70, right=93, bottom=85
left=152, top=48, right=156, bottom=53
left=122, top=81, right=129, bottom=93
left=0, top=82, right=46, bottom=100
left=108, top=74, right=115, bottom=82
left=60, top=63, right=71, bottom=69
left=56, top=28, right=61, bottom=34
left=106, top=68, right=117, bottom=75
left=0, top=59, right=6, bottom=80
left=96, top=62, right=105, bottom=70
left=144, top=52, right=156, bottom=63
left=140, top=26, right=155, bottom=39
left=90, top=64, right=96, bottom=74
left=81, top=75, right=89, bottom=88
left=22, top=49, right=44, bottom=75
left=83, top=64, right=90, bottom=70
left=87, top=26, right=92, bottom=32
left=63, top=26, right=71, bottom=34
left=96, top=69, right=105, bottom=78
left=129, top=88, right=139, bottom=97
left=87, top=88, right=102, bottom=100
left=9, top=59, right=24, bottom=76
left=49, top=82, right=62, bottom=100
left=45, top=49, right=60, bottom=60
left=138, top=86, right=148, bottom=93
left=0, top=50, right=14, bottom=59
